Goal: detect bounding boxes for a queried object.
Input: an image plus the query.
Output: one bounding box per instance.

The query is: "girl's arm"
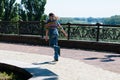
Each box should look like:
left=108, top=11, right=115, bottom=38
left=59, top=25, right=68, bottom=38
left=45, top=23, right=49, bottom=41
left=45, top=29, right=49, bottom=41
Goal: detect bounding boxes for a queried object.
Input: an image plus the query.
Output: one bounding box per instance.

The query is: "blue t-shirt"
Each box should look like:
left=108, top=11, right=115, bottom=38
left=46, top=19, right=60, bottom=36
left=46, top=19, right=60, bottom=29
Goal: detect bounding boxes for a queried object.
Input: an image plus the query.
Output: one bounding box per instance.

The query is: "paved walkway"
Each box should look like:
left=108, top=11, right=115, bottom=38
left=0, top=42, right=120, bottom=73
left=0, top=48, right=120, bottom=79
left=0, top=43, right=120, bottom=80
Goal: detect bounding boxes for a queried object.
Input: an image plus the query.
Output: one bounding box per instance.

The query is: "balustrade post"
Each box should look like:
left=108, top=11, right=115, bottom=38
left=67, top=23, right=71, bottom=40
left=96, top=23, right=100, bottom=42
left=41, top=21, right=45, bottom=38
left=17, top=21, right=20, bottom=35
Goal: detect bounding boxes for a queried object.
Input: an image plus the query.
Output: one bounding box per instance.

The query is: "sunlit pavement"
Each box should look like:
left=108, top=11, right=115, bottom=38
left=0, top=50, right=120, bottom=80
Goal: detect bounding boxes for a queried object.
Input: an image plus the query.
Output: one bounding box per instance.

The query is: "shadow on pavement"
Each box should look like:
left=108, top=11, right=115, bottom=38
left=84, top=57, right=99, bottom=60
left=32, top=61, right=57, bottom=65
left=84, top=54, right=120, bottom=62
left=105, top=54, right=120, bottom=58
left=100, top=58, right=115, bottom=62
left=25, top=67, right=58, bottom=80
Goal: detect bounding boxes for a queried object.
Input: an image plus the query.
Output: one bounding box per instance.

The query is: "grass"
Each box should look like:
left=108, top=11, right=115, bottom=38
left=0, top=72, right=15, bottom=80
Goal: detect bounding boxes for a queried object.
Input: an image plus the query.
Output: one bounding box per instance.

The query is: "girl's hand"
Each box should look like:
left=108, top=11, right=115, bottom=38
left=45, top=36, right=49, bottom=41
left=64, top=33, right=68, bottom=39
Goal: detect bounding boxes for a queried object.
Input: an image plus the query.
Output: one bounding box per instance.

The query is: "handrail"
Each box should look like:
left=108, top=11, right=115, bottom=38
left=0, top=21, right=120, bottom=43
left=61, top=23, right=120, bottom=27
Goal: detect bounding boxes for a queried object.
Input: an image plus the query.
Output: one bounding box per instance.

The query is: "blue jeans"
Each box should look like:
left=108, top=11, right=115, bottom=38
left=49, top=34, right=60, bottom=60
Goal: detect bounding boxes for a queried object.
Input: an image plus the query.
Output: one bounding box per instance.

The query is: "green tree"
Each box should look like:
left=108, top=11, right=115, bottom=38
left=0, top=0, right=4, bottom=20
left=2, top=0, right=16, bottom=21
left=18, top=4, right=28, bottom=21
left=104, top=15, right=120, bottom=25
left=21, top=0, right=46, bottom=21
left=59, top=17, right=73, bottom=24
left=41, top=14, right=47, bottom=21
left=11, top=3, right=19, bottom=22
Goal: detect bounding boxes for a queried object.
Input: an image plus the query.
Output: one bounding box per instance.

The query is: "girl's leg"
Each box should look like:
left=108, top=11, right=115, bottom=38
left=53, top=45, right=59, bottom=61
left=53, top=35, right=60, bottom=61
left=49, top=34, right=60, bottom=61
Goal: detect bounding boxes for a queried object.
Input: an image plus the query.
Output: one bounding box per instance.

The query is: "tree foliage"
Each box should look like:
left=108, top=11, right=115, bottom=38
left=59, top=15, right=120, bottom=25
left=0, top=0, right=46, bottom=21
left=11, top=3, right=20, bottom=21
left=21, top=0, right=46, bottom=21
left=103, top=15, right=120, bottom=25
left=3, top=0, right=16, bottom=21
left=0, top=0, right=4, bottom=20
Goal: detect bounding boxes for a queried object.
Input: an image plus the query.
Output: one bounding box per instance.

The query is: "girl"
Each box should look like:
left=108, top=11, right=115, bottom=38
left=45, top=13, right=68, bottom=61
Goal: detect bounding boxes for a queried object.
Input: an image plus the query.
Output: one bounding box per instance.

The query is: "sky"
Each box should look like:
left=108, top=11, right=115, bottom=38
left=16, top=0, right=120, bottom=18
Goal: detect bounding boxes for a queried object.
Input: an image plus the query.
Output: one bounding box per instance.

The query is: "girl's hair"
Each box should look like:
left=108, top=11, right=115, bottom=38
left=49, top=13, right=54, bottom=17
left=49, top=13, right=59, bottom=20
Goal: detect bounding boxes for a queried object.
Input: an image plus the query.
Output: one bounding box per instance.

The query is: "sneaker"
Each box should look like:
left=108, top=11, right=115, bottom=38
left=54, top=59, right=58, bottom=61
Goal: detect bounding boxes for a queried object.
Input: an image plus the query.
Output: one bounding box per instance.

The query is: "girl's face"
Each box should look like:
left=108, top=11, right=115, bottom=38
left=49, top=15, right=55, bottom=20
